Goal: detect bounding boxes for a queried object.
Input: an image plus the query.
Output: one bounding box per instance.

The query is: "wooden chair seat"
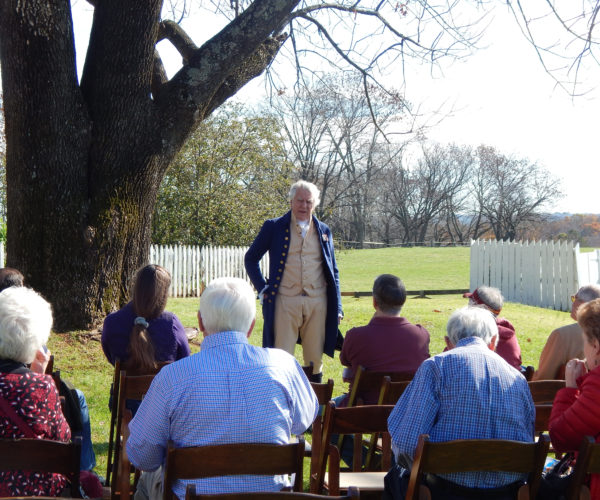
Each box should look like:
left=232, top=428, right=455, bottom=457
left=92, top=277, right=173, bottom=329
left=312, top=401, right=395, bottom=496
left=324, top=471, right=387, bottom=490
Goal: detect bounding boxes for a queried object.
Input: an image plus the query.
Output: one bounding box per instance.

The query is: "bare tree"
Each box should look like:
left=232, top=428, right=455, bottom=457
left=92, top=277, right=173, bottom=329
left=0, top=1, right=481, bottom=329
left=273, top=73, right=410, bottom=247
left=472, top=145, right=563, bottom=241
left=386, top=142, right=472, bottom=244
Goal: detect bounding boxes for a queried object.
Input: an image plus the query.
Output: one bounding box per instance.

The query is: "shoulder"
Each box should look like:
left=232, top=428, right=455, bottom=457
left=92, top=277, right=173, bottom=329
left=266, top=212, right=291, bottom=227
left=553, top=323, right=581, bottom=338
left=104, top=302, right=133, bottom=326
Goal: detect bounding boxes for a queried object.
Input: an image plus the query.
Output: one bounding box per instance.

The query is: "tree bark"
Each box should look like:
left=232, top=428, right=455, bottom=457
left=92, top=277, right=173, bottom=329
left=0, top=0, right=297, bottom=329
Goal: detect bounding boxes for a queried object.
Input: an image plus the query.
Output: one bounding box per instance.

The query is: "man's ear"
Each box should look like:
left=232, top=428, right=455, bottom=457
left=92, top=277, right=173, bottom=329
left=444, top=336, right=455, bottom=350
left=247, top=318, right=256, bottom=338
left=198, top=312, right=207, bottom=336
left=488, top=334, right=498, bottom=352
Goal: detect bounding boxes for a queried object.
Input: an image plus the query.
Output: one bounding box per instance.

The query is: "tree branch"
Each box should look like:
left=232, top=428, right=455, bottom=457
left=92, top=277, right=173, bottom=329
left=158, top=20, right=198, bottom=64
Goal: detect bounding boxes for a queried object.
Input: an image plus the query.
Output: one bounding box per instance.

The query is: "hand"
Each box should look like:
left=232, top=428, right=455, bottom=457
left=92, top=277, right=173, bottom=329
left=30, top=346, right=51, bottom=374
left=565, top=358, right=587, bottom=388
left=338, top=314, right=343, bottom=325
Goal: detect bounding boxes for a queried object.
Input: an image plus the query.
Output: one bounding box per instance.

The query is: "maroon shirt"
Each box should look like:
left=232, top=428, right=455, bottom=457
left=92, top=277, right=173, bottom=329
left=340, top=315, right=430, bottom=404
left=495, top=317, right=522, bottom=369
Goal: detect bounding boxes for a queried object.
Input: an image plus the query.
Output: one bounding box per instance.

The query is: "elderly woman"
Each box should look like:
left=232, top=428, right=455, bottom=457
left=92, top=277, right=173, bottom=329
left=0, top=286, right=71, bottom=497
left=549, top=298, right=600, bottom=499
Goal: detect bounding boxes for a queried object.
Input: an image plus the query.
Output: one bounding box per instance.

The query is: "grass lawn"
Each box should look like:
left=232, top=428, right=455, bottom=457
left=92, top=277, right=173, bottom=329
left=45, top=246, right=573, bottom=484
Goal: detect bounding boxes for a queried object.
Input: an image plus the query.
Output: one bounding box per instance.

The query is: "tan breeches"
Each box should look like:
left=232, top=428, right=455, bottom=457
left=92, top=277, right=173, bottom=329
left=274, top=293, right=327, bottom=374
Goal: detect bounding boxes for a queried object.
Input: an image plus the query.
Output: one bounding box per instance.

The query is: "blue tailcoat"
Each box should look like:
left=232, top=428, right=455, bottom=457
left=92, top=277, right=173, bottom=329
left=244, top=211, right=343, bottom=357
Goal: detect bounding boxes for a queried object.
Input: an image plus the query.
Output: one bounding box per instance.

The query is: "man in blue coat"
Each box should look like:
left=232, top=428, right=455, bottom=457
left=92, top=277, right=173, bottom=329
left=245, top=180, right=342, bottom=382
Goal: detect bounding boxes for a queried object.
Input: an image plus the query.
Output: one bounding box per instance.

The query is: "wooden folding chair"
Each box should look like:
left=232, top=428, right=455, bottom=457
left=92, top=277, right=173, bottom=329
left=0, top=437, right=82, bottom=497
left=106, top=360, right=170, bottom=488
left=185, top=484, right=360, bottom=499
left=44, top=353, right=55, bottom=375
left=405, top=433, right=550, bottom=500
left=306, top=379, right=334, bottom=488
left=302, top=362, right=314, bottom=379
left=111, top=371, right=158, bottom=500
left=378, top=376, right=411, bottom=405
left=163, top=439, right=305, bottom=500
left=346, top=366, right=413, bottom=408
left=566, top=436, right=600, bottom=500
left=528, top=380, right=565, bottom=404
left=535, top=404, right=553, bottom=434
left=106, top=358, right=122, bottom=487
left=312, top=401, right=395, bottom=497
left=362, top=376, right=411, bottom=469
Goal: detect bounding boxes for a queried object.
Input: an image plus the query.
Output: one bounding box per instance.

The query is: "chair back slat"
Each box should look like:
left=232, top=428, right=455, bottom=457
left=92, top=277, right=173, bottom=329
left=378, top=376, right=411, bottom=405
left=347, top=366, right=413, bottom=407
left=164, top=440, right=305, bottom=500
left=405, top=434, right=550, bottom=500
left=185, top=484, right=360, bottom=499
left=0, top=437, right=82, bottom=497
left=528, top=380, right=565, bottom=404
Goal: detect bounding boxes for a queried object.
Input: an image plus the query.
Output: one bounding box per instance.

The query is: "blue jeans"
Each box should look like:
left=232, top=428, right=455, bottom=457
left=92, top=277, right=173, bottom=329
left=74, top=389, right=96, bottom=471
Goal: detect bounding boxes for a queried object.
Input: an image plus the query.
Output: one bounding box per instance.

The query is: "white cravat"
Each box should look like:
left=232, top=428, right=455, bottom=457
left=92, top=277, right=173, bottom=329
left=297, top=220, right=309, bottom=238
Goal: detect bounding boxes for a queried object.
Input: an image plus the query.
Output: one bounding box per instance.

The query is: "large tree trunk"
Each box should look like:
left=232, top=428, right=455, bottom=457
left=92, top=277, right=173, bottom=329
left=0, top=0, right=297, bottom=329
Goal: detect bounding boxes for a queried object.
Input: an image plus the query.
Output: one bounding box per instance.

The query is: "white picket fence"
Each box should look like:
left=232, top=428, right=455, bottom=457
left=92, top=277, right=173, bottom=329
left=469, top=239, right=597, bottom=311
left=149, top=244, right=269, bottom=297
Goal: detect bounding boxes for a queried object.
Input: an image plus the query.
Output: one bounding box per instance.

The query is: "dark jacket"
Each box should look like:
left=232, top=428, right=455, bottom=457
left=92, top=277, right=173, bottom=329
left=244, top=211, right=342, bottom=357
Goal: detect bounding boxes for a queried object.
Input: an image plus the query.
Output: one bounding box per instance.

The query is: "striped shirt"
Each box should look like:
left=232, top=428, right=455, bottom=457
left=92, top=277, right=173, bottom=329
left=126, top=330, right=318, bottom=498
left=388, top=336, right=535, bottom=489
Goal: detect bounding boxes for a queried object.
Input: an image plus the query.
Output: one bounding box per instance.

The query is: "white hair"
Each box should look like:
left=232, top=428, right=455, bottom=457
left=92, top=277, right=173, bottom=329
left=446, top=306, right=498, bottom=346
left=577, top=284, right=600, bottom=303
left=0, top=287, right=53, bottom=364
left=199, top=277, right=256, bottom=335
left=288, top=180, right=321, bottom=208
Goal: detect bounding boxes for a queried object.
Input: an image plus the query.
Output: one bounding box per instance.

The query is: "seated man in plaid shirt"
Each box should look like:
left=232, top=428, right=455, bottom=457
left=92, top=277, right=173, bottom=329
left=386, top=306, right=535, bottom=499
left=127, top=277, right=318, bottom=500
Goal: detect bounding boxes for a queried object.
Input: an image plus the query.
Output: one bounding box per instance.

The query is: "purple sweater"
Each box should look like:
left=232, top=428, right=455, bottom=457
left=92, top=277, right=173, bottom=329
left=101, top=302, right=190, bottom=366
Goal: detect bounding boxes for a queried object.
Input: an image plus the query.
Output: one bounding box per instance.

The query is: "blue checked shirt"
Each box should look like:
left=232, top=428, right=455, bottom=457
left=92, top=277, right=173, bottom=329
left=388, top=336, right=535, bottom=489
left=126, top=330, right=319, bottom=498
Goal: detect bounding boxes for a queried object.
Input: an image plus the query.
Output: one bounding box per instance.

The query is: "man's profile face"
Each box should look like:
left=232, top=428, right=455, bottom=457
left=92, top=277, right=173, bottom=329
left=291, top=188, right=315, bottom=222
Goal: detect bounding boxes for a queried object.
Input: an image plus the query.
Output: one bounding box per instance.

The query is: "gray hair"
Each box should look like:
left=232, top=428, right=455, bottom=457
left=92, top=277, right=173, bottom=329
left=0, top=287, right=53, bottom=364
left=475, top=286, right=504, bottom=314
left=576, top=284, right=600, bottom=303
left=446, top=306, right=498, bottom=346
left=199, top=277, right=256, bottom=335
left=288, top=180, right=321, bottom=208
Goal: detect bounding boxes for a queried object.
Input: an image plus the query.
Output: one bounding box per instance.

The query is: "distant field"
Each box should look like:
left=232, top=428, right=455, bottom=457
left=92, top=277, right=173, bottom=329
left=336, top=246, right=470, bottom=292
left=49, top=245, right=572, bottom=480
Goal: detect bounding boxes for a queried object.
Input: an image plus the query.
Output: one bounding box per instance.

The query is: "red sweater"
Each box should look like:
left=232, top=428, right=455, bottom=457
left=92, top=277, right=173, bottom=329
left=495, top=317, right=522, bottom=369
left=550, top=365, right=600, bottom=499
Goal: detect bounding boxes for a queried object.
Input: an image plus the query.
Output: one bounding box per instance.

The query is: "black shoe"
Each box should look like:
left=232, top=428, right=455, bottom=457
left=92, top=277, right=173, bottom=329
left=309, top=372, right=323, bottom=383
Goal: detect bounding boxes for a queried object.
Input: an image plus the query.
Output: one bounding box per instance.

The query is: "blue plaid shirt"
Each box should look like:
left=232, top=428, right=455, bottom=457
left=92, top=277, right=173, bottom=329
left=388, top=336, right=535, bottom=489
left=126, top=330, right=319, bottom=498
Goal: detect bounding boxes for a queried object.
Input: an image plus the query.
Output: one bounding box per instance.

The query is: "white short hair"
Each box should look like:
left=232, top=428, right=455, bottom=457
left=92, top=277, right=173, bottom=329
left=446, top=306, right=498, bottom=346
left=199, top=277, right=256, bottom=335
left=288, top=180, right=321, bottom=208
left=0, top=287, right=53, bottom=364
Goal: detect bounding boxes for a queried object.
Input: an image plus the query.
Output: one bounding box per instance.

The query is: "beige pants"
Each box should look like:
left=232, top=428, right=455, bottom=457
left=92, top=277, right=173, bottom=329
left=274, top=293, right=327, bottom=374
left=134, top=467, right=163, bottom=500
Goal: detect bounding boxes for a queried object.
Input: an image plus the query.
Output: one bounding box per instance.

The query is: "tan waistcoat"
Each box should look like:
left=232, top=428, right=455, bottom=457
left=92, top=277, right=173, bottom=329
left=278, top=216, right=327, bottom=297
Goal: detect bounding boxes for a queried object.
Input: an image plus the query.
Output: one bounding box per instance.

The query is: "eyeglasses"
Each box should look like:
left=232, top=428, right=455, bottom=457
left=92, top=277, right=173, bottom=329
left=571, top=295, right=578, bottom=303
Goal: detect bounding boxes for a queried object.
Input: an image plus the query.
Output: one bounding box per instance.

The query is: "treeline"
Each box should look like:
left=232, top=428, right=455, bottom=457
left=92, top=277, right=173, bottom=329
left=152, top=76, right=565, bottom=248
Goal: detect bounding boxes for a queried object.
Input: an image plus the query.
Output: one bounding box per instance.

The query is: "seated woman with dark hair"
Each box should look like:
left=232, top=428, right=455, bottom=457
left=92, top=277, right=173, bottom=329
left=102, top=263, right=190, bottom=374
left=0, top=286, right=71, bottom=497
left=549, top=297, right=600, bottom=499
